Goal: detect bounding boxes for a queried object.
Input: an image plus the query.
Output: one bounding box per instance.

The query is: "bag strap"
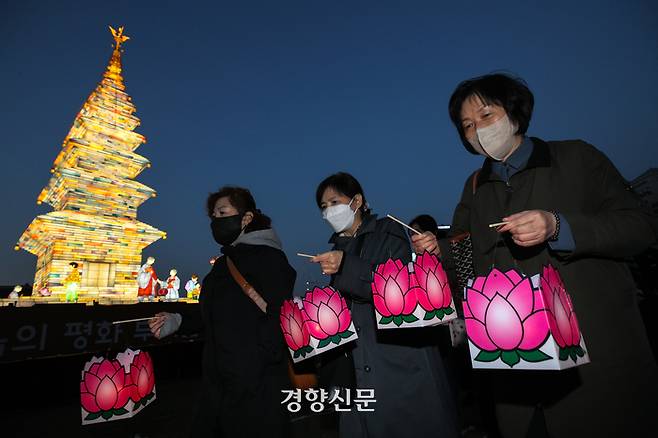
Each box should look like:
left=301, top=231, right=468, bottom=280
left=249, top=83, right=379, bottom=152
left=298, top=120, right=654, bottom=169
left=472, top=169, right=480, bottom=195
left=226, top=256, right=268, bottom=313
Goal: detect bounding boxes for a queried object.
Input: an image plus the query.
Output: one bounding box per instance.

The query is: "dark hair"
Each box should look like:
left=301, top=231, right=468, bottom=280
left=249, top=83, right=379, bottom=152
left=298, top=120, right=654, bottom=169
left=448, top=73, right=534, bottom=154
left=315, top=172, right=370, bottom=215
left=409, top=214, right=438, bottom=235
left=69, top=262, right=79, bottom=268
left=206, top=186, right=272, bottom=233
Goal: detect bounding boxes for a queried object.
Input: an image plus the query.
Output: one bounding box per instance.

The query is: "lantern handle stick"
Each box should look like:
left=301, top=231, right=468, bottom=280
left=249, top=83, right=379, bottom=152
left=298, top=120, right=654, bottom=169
left=386, top=214, right=422, bottom=235
left=112, top=317, right=154, bottom=325
left=488, top=221, right=509, bottom=228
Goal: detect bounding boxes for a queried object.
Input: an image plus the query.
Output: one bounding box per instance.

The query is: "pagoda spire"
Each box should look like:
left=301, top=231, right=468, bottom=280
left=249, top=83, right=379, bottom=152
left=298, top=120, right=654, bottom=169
left=105, top=26, right=130, bottom=83
left=110, top=25, right=130, bottom=49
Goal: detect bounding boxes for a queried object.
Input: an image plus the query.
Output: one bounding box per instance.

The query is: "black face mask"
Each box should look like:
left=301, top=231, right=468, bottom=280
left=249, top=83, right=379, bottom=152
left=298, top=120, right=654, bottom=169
left=210, top=214, right=244, bottom=246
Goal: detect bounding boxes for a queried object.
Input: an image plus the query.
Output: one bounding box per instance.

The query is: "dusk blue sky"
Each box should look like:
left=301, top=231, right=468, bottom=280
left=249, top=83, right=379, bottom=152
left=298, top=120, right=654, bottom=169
left=1, top=0, right=657, bottom=293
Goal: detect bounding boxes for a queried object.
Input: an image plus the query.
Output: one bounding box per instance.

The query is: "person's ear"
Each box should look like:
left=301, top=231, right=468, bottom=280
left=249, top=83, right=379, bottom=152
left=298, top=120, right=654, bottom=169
left=353, top=194, right=363, bottom=211
left=242, top=211, right=254, bottom=229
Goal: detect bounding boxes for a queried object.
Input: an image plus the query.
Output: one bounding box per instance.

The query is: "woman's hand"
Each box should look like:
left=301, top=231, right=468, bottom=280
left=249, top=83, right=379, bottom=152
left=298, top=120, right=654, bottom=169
left=148, top=312, right=182, bottom=339
left=411, top=231, right=441, bottom=256
left=497, top=210, right=557, bottom=247
left=310, top=251, right=344, bottom=275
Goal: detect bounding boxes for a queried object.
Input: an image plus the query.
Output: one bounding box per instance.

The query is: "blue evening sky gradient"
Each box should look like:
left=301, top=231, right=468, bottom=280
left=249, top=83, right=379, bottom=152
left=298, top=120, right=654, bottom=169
left=1, top=0, right=656, bottom=293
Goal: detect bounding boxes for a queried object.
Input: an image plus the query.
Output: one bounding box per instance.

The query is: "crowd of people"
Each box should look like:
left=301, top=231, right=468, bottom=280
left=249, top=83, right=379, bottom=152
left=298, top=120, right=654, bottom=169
left=148, top=73, right=658, bottom=438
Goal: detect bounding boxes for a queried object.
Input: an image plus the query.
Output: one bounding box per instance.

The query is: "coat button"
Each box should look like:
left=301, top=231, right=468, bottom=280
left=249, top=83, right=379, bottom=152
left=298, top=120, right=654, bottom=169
left=364, top=365, right=371, bottom=372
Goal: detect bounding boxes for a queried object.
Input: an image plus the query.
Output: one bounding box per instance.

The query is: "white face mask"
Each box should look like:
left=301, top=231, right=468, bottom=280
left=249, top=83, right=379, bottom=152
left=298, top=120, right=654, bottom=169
left=468, top=113, right=518, bottom=161
left=322, top=197, right=357, bottom=233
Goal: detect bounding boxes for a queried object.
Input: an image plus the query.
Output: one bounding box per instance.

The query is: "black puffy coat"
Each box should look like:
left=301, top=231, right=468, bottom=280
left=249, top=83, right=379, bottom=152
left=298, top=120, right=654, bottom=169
left=183, top=242, right=296, bottom=438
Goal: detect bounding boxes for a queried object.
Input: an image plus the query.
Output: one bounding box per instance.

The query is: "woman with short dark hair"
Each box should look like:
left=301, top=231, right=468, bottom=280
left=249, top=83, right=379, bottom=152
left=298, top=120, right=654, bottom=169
left=150, top=186, right=296, bottom=438
left=311, top=172, right=458, bottom=438
left=413, top=73, right=658, bottom=437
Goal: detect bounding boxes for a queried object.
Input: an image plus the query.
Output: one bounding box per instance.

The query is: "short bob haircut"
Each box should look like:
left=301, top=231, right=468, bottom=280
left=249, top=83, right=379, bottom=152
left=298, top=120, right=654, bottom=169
left=315, top=172, right=370, bottom=216
left=448, top=73, right=534, bottom=154
left=206, top=186, right=272, bottom=233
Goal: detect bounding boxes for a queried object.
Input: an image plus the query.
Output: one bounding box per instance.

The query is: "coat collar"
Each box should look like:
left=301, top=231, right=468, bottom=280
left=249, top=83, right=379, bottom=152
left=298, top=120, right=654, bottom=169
left=477, top=137, right=551, bottom=187
left=328, top=214, right=378, bottom=244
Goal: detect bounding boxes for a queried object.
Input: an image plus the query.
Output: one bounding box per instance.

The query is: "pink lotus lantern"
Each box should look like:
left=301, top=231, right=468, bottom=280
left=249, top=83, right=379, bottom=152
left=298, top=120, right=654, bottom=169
left=372, top=255, right=456, bottom=329
left=463, top=266, right=589, bottom=370
left=280, top=300, right=313, bottom=361
left=280, top=287, right=358, bottom=363
left=80, top=358, right=134, bottom=422
left=80, top=348, right=157, bottom=424
left=129, top=351, right=156, bottom=408
left=412, top=252, right=457, bottom=325
left=540, top=265, right=587, bottom=363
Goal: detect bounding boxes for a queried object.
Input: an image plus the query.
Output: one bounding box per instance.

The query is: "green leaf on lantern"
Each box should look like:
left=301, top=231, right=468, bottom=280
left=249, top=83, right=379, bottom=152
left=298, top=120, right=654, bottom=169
left=423, top=311, right=436, bottom=320
left=518, top=349, right=552, bottom=363
left=379, top=316, right=394, bottom=325
left=85, top=412, right=102, bottom=421
left=475, top=350, right=501, bottom=362
left=402, top=314, right=419, bottom=323
left=393, top=316, right=403, bottom=326
left=435, top=309, right=445, bottom=320
left=114, top=407, right=128, bottom=415
left=293, top=350, right=301, bottom=359
left=331, top=335, right=342, bottom=345
left=569, top=350, right=578, bottom=363
left=317, top=338, right=331, bottom=349
left=101, top=411, right=113, bottom=420
left=559, top=348, right=570, bottom=361
left=339, top=330, right=354, bottom=339
left=444, top=306, right=454, bottom=315
left=575, top=346, right=585, bottom=357
left=305, top=345, right=314, bottom=354
left=501, top=351, right=521, bottom=367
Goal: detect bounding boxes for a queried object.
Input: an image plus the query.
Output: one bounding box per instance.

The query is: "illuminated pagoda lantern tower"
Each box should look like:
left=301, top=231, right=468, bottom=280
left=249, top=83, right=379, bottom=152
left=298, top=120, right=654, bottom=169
left=16, top=26, right=166, bottom=301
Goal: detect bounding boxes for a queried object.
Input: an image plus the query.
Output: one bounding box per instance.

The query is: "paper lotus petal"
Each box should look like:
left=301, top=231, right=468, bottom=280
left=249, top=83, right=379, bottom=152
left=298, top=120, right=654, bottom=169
left=412, top=252, right=453, bottom=312
left=80, top=358, right=134, bottom=414
left=464, top=268, right=549, bottom=353
left=372, top=258, right=418, bottom=318
left=280, top=300, right=311, bottom=351
left=540, top=265, right=582, bottom=349
left=129, top=352, right=155, bottom=401
left=301, top=287, right=352, bottom=340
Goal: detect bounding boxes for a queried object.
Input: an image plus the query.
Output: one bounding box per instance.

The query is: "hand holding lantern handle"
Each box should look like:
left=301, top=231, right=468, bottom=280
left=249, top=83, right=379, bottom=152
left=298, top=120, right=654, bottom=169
left=411, top=232, right=441, bottom=256
left=497, top=210, right=557, bottom=247
left=310, top=251, right=344, bottom=275
left=149, top=312, right=182, bottom=339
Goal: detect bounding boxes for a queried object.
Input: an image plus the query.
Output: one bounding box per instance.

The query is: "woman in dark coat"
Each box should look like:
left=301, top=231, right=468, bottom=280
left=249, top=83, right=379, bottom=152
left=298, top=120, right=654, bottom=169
left=311, top=172, right=458, bottom=438
left=150, top=186, right=296, bottom=437
left=412, top=73, right=658, bottom=438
